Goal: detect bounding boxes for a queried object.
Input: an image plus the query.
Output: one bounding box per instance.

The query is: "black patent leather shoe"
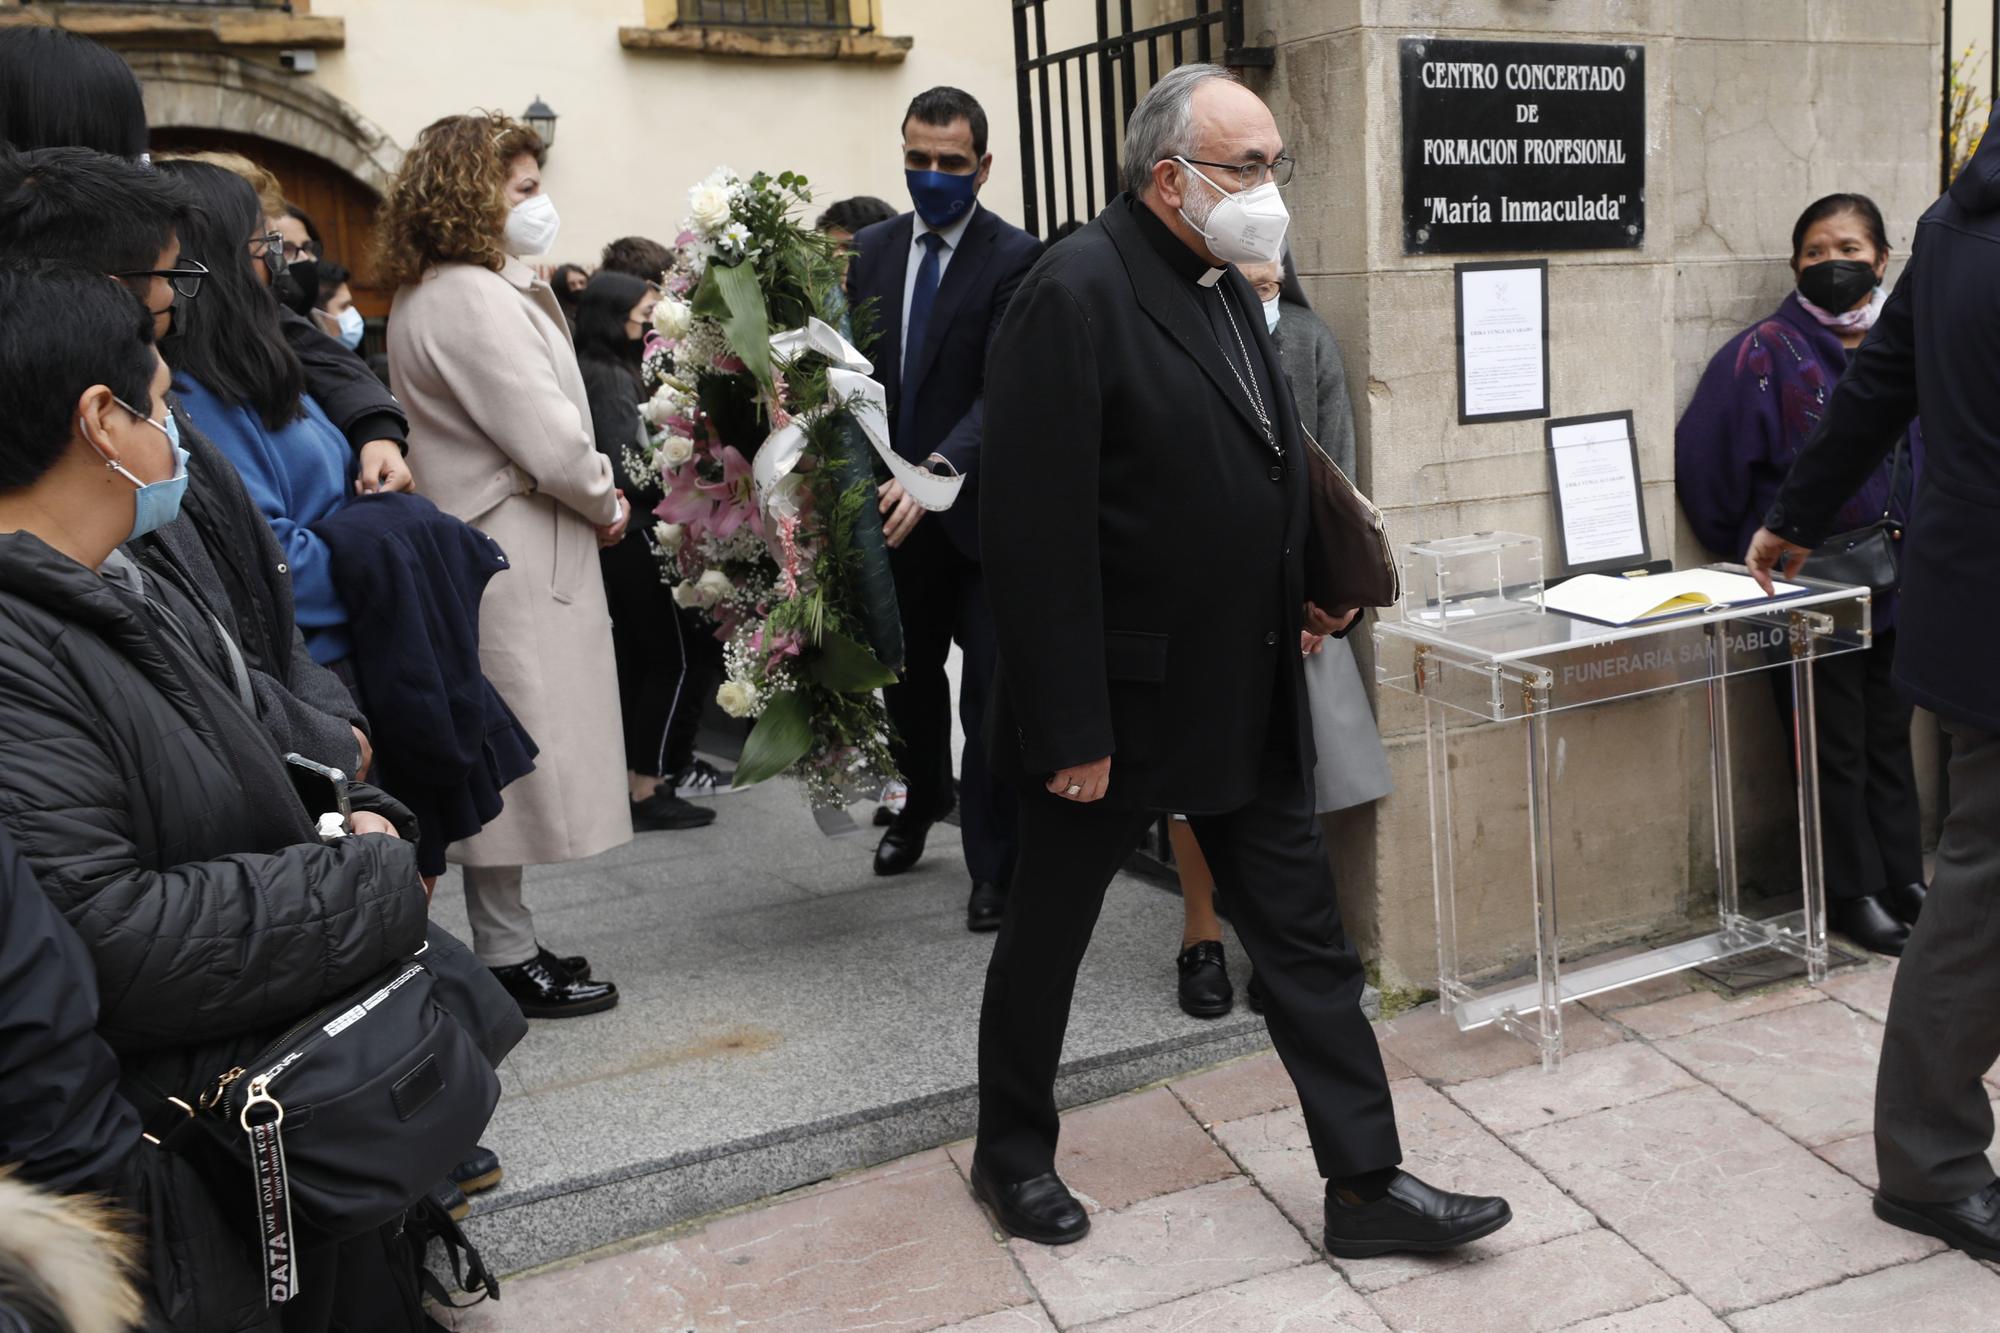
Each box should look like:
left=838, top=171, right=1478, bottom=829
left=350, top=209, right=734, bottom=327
left=1875, top=1180, right=2000, bottom=1261
left=1831, top=894, right=1911, bottom=957
left=1323, top=1171, right=1513, bottom=1258
left=538, top=946, right=592, bottom=981
left=969, top=1158, right=1090, bottom=1245
left=1881, top=881, right=1928, bottom=927
left=1176, top=940, right=1233, bottom=1018
left=873, top=814, right=933, bottom=876
left=491, top=953, right=619, bottom=1018
left=448, top=1145, right=503, bottom=1196
left=967, top=879, right=1006, bottom=932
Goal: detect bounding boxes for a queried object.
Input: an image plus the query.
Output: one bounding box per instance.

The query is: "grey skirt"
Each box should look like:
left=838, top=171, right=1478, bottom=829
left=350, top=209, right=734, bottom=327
left=1305, top=636, right=1392, bottom=813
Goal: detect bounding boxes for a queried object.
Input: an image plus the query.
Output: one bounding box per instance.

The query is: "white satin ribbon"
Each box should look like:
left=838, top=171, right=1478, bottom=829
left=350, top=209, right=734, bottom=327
left=753, top=317, right=964, bottom=515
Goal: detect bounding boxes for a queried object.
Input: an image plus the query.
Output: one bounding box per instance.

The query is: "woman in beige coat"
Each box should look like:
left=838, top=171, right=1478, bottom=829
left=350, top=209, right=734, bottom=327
left=376, top=112, right=631, bottom=1017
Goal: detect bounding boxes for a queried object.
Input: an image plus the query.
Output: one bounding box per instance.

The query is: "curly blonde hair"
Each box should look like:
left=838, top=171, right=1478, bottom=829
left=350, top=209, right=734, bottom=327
left=373, top=111, right=545, bottom=290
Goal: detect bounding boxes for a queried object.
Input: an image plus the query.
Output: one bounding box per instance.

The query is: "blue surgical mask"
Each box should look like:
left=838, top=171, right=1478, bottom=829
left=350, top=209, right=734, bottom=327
left=906, top=169, right=979, bottom=230
left=103, top=397, right=190, bottom=541
left=336, top=305, right=365, bottom=350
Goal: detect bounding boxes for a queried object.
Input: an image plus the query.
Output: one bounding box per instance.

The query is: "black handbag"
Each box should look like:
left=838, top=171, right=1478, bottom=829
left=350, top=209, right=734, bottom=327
left=139, top=944, right=500, bottom=1307
left=1800, top=437, right=1907, bottom=597
left=1301, top=424, right=1401, bottom=617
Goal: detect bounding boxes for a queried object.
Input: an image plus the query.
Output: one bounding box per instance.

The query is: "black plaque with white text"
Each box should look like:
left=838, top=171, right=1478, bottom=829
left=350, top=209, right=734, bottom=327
left=1401, top=37, right=1645, bottom=254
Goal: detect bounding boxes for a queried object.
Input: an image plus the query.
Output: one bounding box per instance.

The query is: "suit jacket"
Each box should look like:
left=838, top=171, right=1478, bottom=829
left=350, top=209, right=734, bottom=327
left=847, top=205, right=1042, bottom=556
left=1769, top=129, right=2000, bottom=733
left=982, top=194, right=1314, bottom=814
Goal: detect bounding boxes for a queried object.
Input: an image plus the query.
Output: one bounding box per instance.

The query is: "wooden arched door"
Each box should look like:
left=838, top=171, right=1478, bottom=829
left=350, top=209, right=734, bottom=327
left=148, top=127, right=391, bottom=320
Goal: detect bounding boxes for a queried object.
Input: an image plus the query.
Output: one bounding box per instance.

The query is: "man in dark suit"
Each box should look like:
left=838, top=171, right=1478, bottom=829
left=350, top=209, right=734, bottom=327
left=847, top=87, right=1042, bottom=931
left=1748, top=118, right=2000, bottom=1262
left=973, top=64, right=1513, bottom=1254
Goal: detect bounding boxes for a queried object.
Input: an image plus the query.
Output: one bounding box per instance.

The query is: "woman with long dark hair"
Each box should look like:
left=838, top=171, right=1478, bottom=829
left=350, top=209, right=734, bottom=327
left=0, top=27, right=149, bottom=158
left=573, top=271, right=716, bottom=831
left=1678, top=193, right=1927, bottom=956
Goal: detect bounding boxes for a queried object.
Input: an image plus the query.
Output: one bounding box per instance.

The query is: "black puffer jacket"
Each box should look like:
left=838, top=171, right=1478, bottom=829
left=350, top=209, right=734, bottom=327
left=0, top=530, right=427, bottom=1103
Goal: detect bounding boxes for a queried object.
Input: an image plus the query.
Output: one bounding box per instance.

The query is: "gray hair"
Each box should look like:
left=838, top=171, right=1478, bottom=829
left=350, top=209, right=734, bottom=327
left=1121, top=63, right=1240, bottom=196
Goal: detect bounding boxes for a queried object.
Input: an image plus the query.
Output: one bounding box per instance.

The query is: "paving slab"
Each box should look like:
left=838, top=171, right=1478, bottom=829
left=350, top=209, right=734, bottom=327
left=1726, top=1251, right=2000, bottom=1331
left=1374, top=1003, right=1620, bottom=1084
left=1446, top=1042, right=1700, bottom=1137
left=1073, top=1264, right=1389, bottom=1332
left=1006, top=1176, right=1312, bottom=1327
left=1815, top=963, right=1898, bottom=1023
left=1364, top=1229, right=1682, bottom=1333
left=1169, top=1050, right=1304, bottom=1127
left=1512, top=1086, right=1941, bottom=1313
left=1609, top=983, right=1823, bottom=1041
left=1212, top=1081, right=1594, bottom=1294
left=1812, top=1097, right=2000, bottom=1192
left=1555, top=1295, right=1732, bottom=1331
left=937, top=1308, right=1059, bottom=1332
left=1654, top=999, right=1884, bottom=1147
left=941, top=1086, right=1238, bottom=1214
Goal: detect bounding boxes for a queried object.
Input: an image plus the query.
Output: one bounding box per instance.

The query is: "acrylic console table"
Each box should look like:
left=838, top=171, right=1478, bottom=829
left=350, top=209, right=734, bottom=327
left=1372, top=568, right=1872, bottom=1070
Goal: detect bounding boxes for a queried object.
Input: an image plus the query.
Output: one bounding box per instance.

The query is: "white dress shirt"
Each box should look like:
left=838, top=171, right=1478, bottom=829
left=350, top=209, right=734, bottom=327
left=900, top=202, right=978, bottom=364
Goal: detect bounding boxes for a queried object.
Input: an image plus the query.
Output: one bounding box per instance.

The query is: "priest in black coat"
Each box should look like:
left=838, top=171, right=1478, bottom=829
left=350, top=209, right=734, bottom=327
left=973, top=63, right=1513, bottom=1256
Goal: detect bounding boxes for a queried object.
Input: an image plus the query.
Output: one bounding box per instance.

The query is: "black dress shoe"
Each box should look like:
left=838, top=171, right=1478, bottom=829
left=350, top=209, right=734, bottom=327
left=632, top=791, right=716, bottom=831
left=1176, top=940, right=1233, bottom=1018
left=1831, top=893, right=1911, bottom=957
left=1881, top=881, right=1927, bottom=927
left=969, top=1159, right=1090, bottom=1245
left=491, top=952, right=619, bottom=1018
left=967, top=880, right=1006, bottom=932
left=874, top=814, right=933, bottom=876
left=1323, top=1170, right=1513, bottom=1258
left=537, top=945, right=593, bottom=981
left=448, top=1145, right=503, bottom=1196
left=1245, top=970, right=1266, bottom=1015
left=429, top=1177, right=470, bottom=1222
left=1875, top=1180, right=2000, bottom=1261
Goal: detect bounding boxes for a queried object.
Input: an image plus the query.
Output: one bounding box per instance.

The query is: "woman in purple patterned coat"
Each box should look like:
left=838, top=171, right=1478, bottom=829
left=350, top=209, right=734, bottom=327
left=1676, top=193, right=1926, bottom=957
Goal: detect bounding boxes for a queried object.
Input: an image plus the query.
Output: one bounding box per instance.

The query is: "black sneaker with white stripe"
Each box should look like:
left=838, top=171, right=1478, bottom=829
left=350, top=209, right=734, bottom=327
left=674, top=757, right=736, bottom=798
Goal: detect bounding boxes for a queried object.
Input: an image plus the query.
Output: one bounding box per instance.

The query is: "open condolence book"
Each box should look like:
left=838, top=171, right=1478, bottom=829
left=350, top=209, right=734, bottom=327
left=1540, top=569, right=1806, bottom=627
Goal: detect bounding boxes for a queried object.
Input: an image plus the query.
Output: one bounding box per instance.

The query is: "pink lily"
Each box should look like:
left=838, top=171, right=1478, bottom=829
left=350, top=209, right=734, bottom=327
left=695, top=446, right=760, bottom=540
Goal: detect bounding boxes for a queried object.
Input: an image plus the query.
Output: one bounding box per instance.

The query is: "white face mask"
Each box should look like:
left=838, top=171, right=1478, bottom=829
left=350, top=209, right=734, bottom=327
left=503, top=193, right=561, bottom=257
left=1262, top=296, right=1281, bottom=333
left=1174, top=157, right=1290, bottom=266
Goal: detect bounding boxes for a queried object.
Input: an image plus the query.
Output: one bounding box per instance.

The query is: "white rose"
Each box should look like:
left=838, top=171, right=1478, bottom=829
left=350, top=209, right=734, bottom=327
left=672, top=580, right=703, bottom=609
left=688, top=183, right=734, bottom=234
left=653, top=522, right=684, bottom=553
left=695, top=568, right=734, bottom=605
left=716, top=680, right=758, bottom=719
left=642, top=384, right=684, bottom=427
left=660, top=435, right=694, bottom=469
left=651, top=298, right=692, bottom=341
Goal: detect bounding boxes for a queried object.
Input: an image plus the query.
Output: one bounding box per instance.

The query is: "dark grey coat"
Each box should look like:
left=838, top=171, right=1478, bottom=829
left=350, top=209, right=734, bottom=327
left=1272, top=299, right=1356, bottom=478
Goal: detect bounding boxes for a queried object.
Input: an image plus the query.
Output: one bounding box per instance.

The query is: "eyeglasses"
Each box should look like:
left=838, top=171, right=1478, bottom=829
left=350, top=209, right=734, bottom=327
left=1178, top=155, right=1297, bottom=190
left=248, top=232, right=288, bottom=274
left=281, top=239, right=321, bottom=263
left=117, top=257, right=209, bottom=300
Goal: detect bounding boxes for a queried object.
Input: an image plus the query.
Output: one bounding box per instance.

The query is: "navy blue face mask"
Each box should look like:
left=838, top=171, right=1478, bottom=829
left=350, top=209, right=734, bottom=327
left=906, top=168, right=980, bottom=229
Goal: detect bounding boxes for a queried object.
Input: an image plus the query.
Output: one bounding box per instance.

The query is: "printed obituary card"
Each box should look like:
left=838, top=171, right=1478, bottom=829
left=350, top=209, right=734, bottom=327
left=1545, top=410, right=1648, bottom=573
left=1455, top=260, right=1550, bottom=423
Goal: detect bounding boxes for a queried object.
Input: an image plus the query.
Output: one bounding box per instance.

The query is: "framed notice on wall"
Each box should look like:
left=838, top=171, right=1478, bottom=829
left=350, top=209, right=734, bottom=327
left=1455, top=259, right=1549, bottom=423
left=1544, top=410, right=1650, bottom=574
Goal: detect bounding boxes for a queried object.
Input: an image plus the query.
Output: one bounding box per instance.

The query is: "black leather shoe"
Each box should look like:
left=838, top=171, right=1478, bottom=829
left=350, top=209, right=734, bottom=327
left=537, top=946, right=593, bottom=981
left=969, top=1159, right=1090, bottom=1245
left=429, top=1177, right=470, bottom=1222
left=1875, top=1181, right=2000, bottom=1261
left=491, top=953, right=619, bottom=1018
left=449, top=1145, right=503, bottom=1196
left=967, top=880, right=1006, bottom=932
left=1881, top=881, right=1928, bottom=927
left=1831, top=893, right=1911, bottom=957
left=1176, top=940, right=1233, bottom=1018
left=1245, top=969, right=1266, bottom=1015
left=632, top=791, right=716, bottom=831
left=873, top=814, right=933, bottom=876
left=1323, top=1171, right=1513, bottom=1258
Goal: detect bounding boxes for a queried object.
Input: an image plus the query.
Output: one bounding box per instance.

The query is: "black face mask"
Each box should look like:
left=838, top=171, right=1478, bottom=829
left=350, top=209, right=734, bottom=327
left=274, top=257, right=320, bottom=319
left=625, top=333, right=647, bottom=367
left=1797, top=259, right=1877, bottom=314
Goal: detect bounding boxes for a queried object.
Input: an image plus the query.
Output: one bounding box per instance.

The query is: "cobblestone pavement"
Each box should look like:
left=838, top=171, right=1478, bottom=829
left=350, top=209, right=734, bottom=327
left=441, top=957, right=2000, bottom=1332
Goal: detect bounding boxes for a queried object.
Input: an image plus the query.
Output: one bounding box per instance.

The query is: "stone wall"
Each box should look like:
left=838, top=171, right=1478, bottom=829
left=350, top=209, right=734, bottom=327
left=1247, top=0, right=1942, bottom=990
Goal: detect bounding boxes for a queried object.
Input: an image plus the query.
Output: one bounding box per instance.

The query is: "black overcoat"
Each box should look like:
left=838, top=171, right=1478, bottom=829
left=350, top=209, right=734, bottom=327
left=981, top=194, right=1315, bottom=814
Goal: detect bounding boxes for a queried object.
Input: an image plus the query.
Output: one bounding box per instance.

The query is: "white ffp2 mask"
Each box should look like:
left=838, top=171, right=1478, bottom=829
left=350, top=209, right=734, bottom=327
left=1175, top=158, right=1290, bottom=266
left=504, top=193, right=562, bottom=257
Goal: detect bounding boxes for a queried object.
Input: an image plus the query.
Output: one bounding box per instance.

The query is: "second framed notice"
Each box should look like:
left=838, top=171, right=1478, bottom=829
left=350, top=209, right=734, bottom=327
left=1455, top=259, right=1550, bottom=424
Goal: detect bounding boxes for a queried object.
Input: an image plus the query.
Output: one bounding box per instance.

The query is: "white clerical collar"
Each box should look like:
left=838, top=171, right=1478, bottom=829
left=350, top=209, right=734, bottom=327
left=1196, top=267, right=1226, bottom=287
left=916, top=201, right=978, bottom=250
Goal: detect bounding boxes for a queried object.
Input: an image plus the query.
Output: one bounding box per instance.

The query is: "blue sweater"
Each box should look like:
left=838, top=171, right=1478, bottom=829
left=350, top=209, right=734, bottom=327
left=173, top=375, right=353, bottom=664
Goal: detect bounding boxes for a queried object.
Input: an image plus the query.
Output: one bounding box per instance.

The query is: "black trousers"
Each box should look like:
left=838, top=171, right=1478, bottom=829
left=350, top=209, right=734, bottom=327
left=883, top=519, right=1017, bottom=884
left=601, top=537, right=714, bottom=779
left=1770, top=629, right=1925, bottom=901
left=976, top=763, right=1402, bottom=1182
left=1876, top=723, right=2000, bottom=1201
